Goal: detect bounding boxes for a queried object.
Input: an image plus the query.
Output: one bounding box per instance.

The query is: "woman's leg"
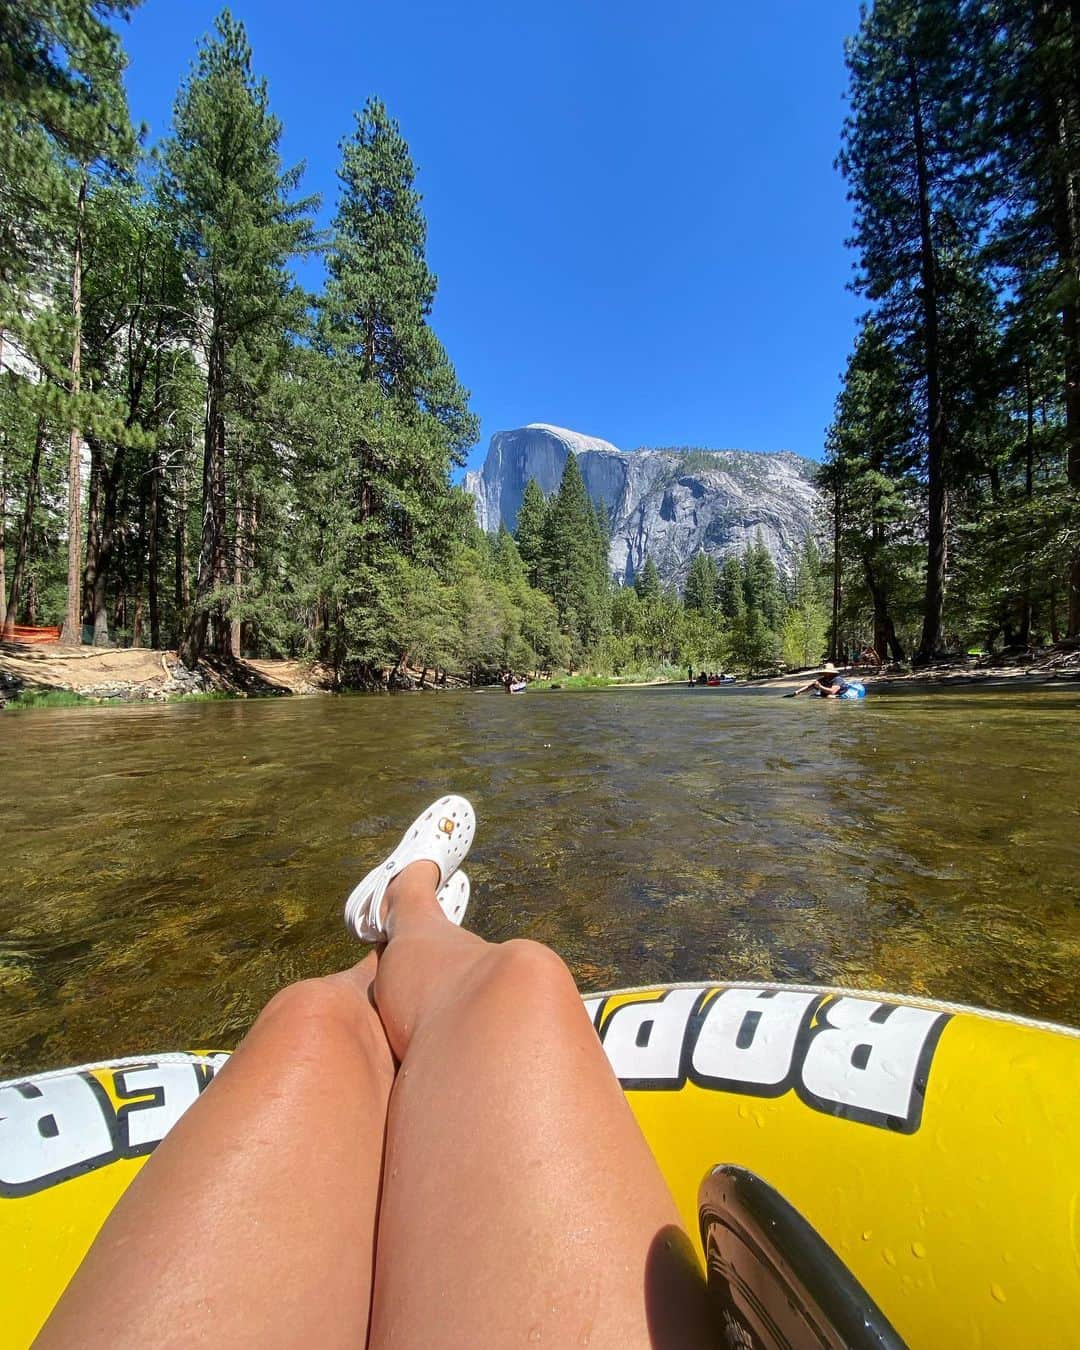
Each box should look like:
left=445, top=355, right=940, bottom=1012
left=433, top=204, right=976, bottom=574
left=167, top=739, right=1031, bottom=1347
left=369, top=863, right=716, bottom=1349
left=36, top=954, right=394, bottom=1350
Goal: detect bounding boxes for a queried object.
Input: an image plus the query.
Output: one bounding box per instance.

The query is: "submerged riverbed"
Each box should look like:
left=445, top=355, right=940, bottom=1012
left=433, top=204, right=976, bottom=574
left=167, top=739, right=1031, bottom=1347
left=2, top=685, right=1078, bottom=1073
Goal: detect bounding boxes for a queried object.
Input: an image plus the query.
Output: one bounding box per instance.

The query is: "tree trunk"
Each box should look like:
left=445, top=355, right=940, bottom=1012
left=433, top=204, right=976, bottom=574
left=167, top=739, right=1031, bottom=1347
left=149, top=446, right=161, bottom=649
left=0, top=437, right=7, bottom=632
left=210, top=369, right=228, bottom=653
left=229, top=450, right=245, bottom=659
left=908, top=57, right=948, bottom=661
left=1036, top=0, right=1080, bottom=634
left=175, top=435, right=190, bottom=625
left=179, top=327, right=226, bottom=669
left=3, top=417, right=45, bottom=638
left=59, top=173, right=87, bottom=648
left=148, top=348, right=164, bottom=651
left=131, top=471, right=147, bottom=647
left=82, top=435, right=103, bottom=625
left=1018, top=364, right=1035, bottom=645
left=1058, top=155, right=1080, bottom=635
left=864, top=556, right=904, bottom=663
left=829, top=474, right=841, bottom=662
left=85, top=436, right=124, bottom=647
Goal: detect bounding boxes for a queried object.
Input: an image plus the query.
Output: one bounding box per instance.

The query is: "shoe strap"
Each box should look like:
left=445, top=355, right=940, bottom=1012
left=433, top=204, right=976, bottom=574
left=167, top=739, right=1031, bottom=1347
left=367, top=843, right=450, bottom=937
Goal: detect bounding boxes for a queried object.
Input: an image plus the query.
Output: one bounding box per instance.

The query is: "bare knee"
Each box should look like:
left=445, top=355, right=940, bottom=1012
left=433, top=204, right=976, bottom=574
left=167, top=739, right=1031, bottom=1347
left=478, top=938, right=579, bottom=1007
left=251, top=977, right=382, bottom=1062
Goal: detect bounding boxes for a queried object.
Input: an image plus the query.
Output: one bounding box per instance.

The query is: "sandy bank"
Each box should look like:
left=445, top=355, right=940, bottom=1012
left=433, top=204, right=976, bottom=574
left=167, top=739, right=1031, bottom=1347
left=0, top=642, right=334, bottom=703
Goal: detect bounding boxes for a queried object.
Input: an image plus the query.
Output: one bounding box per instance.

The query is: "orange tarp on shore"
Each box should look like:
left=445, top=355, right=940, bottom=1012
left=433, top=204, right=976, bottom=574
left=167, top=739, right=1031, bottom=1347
left=2, top=625, right=61, bottom=644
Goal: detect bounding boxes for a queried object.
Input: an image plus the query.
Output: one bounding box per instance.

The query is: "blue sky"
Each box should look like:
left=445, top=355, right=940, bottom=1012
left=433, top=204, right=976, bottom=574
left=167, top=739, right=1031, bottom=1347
left=120, top=0, right=863, bottom=472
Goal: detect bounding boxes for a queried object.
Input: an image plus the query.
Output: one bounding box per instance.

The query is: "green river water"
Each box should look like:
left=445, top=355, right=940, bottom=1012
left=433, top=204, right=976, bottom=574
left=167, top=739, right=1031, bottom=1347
left=1, top=685, right=1077, bottom=1076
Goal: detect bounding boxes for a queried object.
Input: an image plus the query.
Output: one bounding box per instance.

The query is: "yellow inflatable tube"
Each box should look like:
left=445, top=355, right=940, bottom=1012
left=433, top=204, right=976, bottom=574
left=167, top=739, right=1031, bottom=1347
left=2, top=982, right=1078, bottom=1347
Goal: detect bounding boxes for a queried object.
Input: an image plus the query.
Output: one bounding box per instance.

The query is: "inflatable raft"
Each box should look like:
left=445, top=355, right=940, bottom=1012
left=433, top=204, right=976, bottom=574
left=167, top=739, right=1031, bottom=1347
left=2, top=981, right=1077, bottom=1347
left=816, top=680, right=866, bottom=699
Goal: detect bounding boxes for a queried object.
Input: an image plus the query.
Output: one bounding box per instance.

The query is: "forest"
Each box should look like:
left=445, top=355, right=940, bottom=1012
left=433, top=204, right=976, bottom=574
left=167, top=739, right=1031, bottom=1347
left=1, top=0, right=1077, bottom=687
left=825, top=0, right=1080, bottom=661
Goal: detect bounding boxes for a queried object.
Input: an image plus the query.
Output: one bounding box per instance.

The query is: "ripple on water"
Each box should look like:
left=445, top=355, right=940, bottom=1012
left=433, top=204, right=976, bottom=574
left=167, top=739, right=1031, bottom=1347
left=0, top=685, right=1078, bottom=1072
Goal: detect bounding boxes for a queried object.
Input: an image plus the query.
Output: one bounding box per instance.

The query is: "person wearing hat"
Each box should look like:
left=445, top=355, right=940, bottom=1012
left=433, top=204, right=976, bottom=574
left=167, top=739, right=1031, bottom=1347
left=792, top=661, right=851, bottom=698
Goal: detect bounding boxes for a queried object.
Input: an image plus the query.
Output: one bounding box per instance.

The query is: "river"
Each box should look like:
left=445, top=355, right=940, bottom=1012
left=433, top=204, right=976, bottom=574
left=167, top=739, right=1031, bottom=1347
left=2, top=685, right=1077, bottom=1075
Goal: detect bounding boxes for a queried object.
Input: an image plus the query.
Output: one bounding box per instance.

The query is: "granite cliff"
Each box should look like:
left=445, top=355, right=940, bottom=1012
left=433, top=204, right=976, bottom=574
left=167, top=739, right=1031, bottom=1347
left=464, top=423, right=821, bottom=585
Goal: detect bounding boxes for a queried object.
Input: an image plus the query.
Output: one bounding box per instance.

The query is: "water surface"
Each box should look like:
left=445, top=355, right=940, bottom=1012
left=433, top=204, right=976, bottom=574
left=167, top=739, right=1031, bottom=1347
left=2, top=685, right=1077, bottom=1074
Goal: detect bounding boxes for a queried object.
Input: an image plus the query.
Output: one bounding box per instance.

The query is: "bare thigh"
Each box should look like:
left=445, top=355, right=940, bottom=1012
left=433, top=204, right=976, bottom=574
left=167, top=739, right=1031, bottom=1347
left=369, top=895, right=716, bottom=1349
left=36, top=956, right=394, bottom=1350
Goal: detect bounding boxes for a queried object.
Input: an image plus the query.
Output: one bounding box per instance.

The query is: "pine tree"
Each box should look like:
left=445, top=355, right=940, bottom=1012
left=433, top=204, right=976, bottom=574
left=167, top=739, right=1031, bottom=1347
left=0, top=0, right=139, bottom=322
left=75, top=185, right=191, bottom=647
left=634, top=555, right=661, bottom=603
left=742, top=533, right=783, bottom=633
left=162, top=11, right=317, bottom=667
left=514, top=477, right=549, bottom=589
left=716, top=555, right=746, bottom=625
left=319, top=96, right=477, bottom=673
left=684, top=550, right=718, bottom=614
left=824, top=321, right=918, bottom=661
left=840, top=0, right=986, bottom=658
left=780, top=536, right=830, bottom=669
left=0, top=1, right=141, bottom=647
left=543, top=453, right=610, bottom=657
left=983, top=0, right=1080, bottom=635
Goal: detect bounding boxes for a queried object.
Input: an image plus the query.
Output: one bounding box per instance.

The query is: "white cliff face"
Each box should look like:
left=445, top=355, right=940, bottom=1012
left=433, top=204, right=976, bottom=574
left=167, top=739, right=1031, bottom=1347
left=464, top=424, right=621, bottom=533
left=465, top=425, right=821, bottom=584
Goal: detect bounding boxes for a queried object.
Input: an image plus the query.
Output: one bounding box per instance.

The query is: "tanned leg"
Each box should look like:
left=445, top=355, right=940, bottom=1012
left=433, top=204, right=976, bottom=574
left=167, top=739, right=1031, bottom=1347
left=369, top=863, right=715, bottom=1349
left=36, top=954, right=394, bottom=1350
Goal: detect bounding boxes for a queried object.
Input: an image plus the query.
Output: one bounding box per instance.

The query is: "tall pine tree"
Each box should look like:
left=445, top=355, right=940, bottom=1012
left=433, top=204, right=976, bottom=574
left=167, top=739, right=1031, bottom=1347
left=163, top=11, right=316, bottom=667
left=840, top=0, right=985, bottom=658
left=318, top=96, right=477, bottom=674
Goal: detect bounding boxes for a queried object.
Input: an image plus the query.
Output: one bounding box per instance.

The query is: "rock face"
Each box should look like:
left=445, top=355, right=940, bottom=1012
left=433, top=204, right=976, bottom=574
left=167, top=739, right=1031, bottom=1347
left=464, top=423, right=821, bottom=585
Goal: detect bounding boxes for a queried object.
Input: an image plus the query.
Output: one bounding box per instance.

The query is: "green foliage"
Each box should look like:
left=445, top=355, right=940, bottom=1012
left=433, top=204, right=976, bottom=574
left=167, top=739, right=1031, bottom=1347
left=0, top=0, right=139, bottom=330
left=513, top=477, right=548, bottom=589
left=835, top=0, right=1080, bottom=652
left=633, top=555, right=661, bottom=603
left=684, top=550, right=719, bottom=615
left=13, top=3, right=1011, bottom=689
left=2, top=688, right=93, bottom=710
left=541, top=453, right=611, bottom=661
left=779, top=535, right=830, bottom=669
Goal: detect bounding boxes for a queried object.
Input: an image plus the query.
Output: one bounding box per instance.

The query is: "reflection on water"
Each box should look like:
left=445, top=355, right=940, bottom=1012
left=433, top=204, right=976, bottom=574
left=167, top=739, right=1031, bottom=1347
left=1, top=685, right=1078, bottom=1073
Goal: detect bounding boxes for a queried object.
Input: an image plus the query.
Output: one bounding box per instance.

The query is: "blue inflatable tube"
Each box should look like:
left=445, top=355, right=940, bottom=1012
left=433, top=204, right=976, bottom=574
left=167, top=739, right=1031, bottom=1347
left=814, top=681, right=866, bottom=700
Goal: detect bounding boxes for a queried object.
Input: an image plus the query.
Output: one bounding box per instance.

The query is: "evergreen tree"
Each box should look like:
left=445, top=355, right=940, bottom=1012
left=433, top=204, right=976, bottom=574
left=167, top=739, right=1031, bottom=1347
left=318, top=96, right=477, bottom=674
left=163, top=11, right=317, bottom=667
left=780, top=536, right=830, bottom=669
left=76, top=184, right=192, bottom=647
left=0, top=0, right=140, bottom=647
left=0, top=0, right=139, bottom=324
left=840, top=0, right=986, bottom=658
left=684, top=549, right=719, bottom=614
left=543, top=453, right=610, bottom=658
left=514, top=477, right=548, bottom=590
left=823, top=321, right=918, bottom=661
left=983, top=0, right=1080, bottom=635
left=741, top=533, right=782, bottom=632
left=716, top=554, right=746, bottom=625
left=733, top=605, right=779, bottom=676
left=633, top=555, right=661, bottom=604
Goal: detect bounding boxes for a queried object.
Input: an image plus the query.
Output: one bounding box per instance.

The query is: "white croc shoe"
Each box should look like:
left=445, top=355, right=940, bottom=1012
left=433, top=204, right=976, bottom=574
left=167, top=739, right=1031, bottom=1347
left=344, top=794, right=476, bottom=941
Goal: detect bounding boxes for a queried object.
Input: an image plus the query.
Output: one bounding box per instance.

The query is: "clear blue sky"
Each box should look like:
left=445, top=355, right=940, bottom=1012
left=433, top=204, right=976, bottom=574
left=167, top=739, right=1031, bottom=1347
left=120, top=0, right=863, bottom=472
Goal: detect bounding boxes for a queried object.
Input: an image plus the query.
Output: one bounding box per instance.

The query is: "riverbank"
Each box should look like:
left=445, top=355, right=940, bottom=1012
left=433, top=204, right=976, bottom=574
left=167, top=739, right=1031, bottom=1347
left=746, top=651, right=1080, bottom=694
left=0, top=642, right=335, bottom=707
left=3, top=641, right=1077, bottom=709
